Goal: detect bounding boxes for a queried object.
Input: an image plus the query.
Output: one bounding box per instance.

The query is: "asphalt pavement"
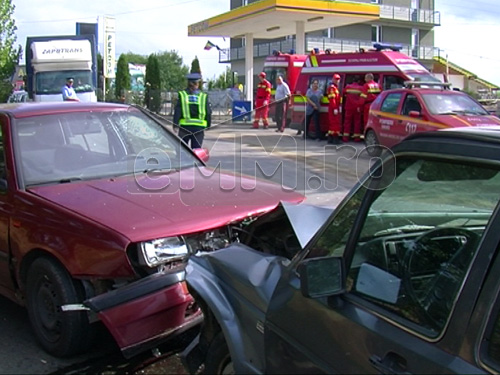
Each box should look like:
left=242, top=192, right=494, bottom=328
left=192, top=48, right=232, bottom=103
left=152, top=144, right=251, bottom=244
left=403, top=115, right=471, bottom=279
left=201, top=117, right=373, bottom=207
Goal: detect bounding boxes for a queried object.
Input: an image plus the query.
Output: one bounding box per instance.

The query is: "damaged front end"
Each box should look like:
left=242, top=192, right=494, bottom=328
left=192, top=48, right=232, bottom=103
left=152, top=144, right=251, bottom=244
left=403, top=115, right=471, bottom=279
left=181, top=202, right=334, bottom=374
left=72, top=202, right=324, bottom=359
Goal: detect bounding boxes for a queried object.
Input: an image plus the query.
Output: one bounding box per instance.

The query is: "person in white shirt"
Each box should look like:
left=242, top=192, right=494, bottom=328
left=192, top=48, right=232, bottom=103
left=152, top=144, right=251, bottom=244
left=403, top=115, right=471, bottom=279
left=62, top=77, right=80, bottom=102
left=274, top=75, right=291, bottom=132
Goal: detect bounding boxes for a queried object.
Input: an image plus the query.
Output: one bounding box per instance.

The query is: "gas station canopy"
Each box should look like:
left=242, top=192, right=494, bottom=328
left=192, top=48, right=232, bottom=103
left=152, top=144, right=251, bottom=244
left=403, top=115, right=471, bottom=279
left=188, top=0, right=379, bottom=39
left=188, top=0, right=379, bottom=106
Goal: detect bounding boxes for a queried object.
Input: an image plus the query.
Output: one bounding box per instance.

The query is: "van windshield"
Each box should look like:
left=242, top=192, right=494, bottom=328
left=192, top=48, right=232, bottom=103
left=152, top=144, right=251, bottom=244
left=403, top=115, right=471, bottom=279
left=263, top=67, right=287, bottom=88
left=406, top=73, right=442, bottom=83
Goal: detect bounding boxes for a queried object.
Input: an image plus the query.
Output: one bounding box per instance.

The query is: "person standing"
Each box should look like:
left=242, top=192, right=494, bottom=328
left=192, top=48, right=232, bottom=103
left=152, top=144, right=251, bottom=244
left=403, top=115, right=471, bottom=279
left=226, top=83, right=243, bottom=115
left=300, top=79, right=323, bottom=140
left=173, top=73, right=212, bottom=149
left=252, top=72, right=272, bottom=129
left=326, top=73, right=342, bottom=144
left=342, top=76, right=364, bottom=142
left=62, top=77, right=80, bottom=101
left=360, top=73, right=381, bottom=135
left=274, top=75, right=291, bottom=132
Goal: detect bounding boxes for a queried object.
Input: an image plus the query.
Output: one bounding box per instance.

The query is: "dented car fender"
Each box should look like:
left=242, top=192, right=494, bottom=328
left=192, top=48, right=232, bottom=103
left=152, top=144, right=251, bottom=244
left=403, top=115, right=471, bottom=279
left=185, top=244, right=289, bottom=374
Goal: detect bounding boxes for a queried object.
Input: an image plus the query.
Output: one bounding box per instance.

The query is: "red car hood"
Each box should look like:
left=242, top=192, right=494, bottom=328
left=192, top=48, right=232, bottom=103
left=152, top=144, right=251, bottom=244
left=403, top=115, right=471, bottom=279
left=29, top=167, right=304, bottom=242
left=434, top=114, right=500, bottom=128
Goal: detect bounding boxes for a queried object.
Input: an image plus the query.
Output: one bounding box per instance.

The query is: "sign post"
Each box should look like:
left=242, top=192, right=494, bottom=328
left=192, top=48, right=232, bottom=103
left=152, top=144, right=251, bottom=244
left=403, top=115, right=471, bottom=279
left=103, top=16, right=116, bottom=100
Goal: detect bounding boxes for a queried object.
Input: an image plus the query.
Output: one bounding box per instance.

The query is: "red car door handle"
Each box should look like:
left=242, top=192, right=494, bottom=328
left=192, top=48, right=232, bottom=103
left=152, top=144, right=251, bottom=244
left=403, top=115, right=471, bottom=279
left=369, top=353, right=412, bottom=375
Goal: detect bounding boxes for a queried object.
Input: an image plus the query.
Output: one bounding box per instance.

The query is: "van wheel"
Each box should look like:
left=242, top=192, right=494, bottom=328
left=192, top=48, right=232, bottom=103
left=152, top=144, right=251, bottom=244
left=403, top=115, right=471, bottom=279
left=26, top=258, right=94, bottom=357
left=204, top=332, right=234, bottom=375
left=364, top=130, right=382, bottom=157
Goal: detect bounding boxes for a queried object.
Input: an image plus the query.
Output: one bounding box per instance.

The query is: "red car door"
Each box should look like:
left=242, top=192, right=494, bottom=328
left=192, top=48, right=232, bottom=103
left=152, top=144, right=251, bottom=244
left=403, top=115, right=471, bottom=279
left=0, top=116, right=16, bottom=293
left=371, top=91, right=404, bottom=149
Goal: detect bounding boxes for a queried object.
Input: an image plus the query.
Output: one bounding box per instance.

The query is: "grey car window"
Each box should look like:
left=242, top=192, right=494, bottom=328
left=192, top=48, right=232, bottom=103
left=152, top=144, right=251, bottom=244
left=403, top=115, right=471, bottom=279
left=309, top=156, right=500, bottom=337
left=349, top=157, right=499, bottom=336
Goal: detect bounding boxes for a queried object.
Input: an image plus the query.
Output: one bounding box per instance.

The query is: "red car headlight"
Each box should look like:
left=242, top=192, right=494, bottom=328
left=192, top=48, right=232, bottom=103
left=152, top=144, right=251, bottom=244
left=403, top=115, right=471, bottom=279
left=139, top=237, right=189, bottom=267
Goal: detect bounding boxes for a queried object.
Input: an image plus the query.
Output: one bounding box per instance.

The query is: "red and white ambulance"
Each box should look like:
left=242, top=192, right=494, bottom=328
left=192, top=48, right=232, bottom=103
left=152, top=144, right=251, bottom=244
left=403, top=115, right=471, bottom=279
left=290, top=44, right=442, bottom=136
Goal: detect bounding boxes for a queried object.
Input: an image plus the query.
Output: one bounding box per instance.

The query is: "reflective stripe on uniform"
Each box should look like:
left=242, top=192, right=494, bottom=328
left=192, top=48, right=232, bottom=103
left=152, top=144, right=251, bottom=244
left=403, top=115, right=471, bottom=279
left=178, top=90, right=208, bottom=127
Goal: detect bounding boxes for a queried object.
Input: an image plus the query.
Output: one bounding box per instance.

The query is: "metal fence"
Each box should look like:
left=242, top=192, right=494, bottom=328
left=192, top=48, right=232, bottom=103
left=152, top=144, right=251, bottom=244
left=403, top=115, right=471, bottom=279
left=121, top=89, right=237, bottom=122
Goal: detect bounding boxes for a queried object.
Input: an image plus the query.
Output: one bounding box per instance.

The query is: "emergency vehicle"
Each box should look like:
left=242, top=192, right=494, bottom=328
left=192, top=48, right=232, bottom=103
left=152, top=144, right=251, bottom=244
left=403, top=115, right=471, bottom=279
left=290, top=44, right=442, bottom=136
left=262, top=51, right=308, bottom=123
left=364, top=80, right=500, bottom=156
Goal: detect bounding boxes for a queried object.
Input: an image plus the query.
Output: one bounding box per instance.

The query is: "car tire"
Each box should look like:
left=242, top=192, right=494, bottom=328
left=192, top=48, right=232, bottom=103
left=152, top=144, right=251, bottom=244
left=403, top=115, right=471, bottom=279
left=204, top=331, right=234, bottom=375
left=364, top=129, right=382, bottom=157
left=26, top=257, right=94, bottom=357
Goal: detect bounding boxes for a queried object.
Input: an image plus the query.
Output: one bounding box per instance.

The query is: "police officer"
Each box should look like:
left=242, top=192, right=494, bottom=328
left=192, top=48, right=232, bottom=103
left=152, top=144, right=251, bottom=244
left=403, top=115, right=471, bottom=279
left=173, top=73, right=212, bottom=149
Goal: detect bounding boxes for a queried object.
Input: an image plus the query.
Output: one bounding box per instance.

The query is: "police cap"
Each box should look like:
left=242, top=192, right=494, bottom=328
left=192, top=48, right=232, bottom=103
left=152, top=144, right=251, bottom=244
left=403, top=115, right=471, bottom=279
left=186, top=73, right=202, bottom=81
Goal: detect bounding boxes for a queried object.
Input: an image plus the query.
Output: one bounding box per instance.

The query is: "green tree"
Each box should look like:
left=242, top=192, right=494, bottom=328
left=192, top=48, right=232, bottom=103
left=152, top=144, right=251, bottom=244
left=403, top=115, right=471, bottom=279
left=115, top=54, right=131, bottom=101
left=121, top=52, right=147, bottom=65
left=144, top=53, right=161, bottom=112
left=190, top=56, right=201, bottom=75
left=96, top=53, right=104, bottom=101
left=0, top=0, right=18, bottom=101
left=207, top=66, right=233, bottom=89
left=156, top=50, right=189, bottom=92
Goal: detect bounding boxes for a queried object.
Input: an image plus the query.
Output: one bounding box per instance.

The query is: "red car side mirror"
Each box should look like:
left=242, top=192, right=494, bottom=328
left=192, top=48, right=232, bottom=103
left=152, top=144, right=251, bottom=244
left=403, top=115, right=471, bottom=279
left=408, top=110, right=421, bottom=118
left=193, top=148, right=210, bottom=163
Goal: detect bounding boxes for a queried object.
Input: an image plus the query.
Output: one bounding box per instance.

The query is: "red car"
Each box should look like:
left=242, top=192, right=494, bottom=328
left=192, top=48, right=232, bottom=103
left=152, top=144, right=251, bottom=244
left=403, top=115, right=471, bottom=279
left=364, top=82, right=500, bottom=156
left=0, top=102, right=303, bottom=358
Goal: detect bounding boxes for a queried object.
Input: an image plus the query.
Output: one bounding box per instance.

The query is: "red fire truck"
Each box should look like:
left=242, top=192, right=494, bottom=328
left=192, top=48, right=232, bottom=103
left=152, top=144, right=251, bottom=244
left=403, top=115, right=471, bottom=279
left=290, top=44, right=442, bottom=136
left=262, top=51, right=308, bottom=124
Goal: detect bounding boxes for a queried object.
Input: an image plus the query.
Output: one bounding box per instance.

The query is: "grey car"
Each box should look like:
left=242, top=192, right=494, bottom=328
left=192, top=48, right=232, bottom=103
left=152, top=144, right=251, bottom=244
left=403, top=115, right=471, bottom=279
left=182, top=126, right=500, bottom=374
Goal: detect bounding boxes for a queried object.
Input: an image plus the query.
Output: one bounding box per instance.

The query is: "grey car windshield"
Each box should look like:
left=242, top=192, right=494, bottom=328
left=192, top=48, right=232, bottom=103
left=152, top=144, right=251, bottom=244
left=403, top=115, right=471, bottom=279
left=14, top=109, right=199, bottom=186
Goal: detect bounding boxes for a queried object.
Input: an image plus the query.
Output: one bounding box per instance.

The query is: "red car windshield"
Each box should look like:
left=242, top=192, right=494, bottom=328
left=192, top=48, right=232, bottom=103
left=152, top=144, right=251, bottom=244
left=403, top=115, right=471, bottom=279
left=421, top=93, right=489, bottom=116
left=14, top=110, right=199, bottom=187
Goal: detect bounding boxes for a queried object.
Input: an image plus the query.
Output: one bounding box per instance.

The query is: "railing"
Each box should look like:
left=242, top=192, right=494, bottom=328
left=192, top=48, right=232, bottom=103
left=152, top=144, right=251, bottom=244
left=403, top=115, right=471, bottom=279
left=219, top=37, right=439, bottom=63
left=219, top=3, right=441, bottom=63
left=379, top=5, right=440, bottom=25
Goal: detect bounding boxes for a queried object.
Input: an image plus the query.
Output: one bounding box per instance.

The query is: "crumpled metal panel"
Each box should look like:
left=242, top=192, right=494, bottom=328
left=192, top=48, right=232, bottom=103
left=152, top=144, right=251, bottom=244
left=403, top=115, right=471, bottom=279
left=281, top=202, right=334, bottom=249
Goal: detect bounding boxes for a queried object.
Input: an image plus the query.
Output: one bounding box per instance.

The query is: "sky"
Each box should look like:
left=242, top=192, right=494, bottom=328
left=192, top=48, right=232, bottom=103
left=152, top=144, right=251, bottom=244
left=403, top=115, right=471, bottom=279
left=11, top=0, right=500, bottom=86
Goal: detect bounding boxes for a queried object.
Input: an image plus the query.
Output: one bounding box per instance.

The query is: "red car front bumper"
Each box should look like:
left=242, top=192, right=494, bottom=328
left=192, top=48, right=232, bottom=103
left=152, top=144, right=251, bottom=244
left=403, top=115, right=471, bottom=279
left=84, top=269, right=203, bottom=358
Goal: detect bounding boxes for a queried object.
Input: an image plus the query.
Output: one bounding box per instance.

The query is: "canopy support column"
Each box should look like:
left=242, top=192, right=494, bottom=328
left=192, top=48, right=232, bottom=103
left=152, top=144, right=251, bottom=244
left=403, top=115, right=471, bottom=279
left=245, top=33, right=254, bottom=108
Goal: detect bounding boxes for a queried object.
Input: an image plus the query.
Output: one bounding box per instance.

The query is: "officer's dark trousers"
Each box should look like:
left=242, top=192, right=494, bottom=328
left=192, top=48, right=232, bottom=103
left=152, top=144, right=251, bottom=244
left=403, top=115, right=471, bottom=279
left=178, top=125, right=205, bottom=149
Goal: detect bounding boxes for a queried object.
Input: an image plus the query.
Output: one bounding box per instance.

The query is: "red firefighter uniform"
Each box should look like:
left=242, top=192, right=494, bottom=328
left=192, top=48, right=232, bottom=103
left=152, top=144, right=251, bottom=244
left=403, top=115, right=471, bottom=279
left=253, top=72, right=272, bottom=129
left=327, top=74, right=342, bottom=142
left=360, top=74, right=381, bottom=130
left=342, top=80, right=364, bottom=142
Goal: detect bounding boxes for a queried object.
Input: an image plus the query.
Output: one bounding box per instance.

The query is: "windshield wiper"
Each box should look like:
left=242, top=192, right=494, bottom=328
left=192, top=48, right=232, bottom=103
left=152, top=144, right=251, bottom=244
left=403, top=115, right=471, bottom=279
left=438, top=110, right=485, bottom=116
left=59, top=177, right=83, bottom=184
left=374, top=224, right=434, bottom=237
left=142, top=167, right=177, bottom=174
left=437, top=110, right=464, bottom=115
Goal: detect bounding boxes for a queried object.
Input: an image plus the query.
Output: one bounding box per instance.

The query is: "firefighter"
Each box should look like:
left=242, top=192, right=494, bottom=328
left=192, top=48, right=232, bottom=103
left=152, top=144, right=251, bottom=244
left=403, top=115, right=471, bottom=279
left=252, top=72, right=272, bottom=129
left=327, top=73, right=342, bottom=144
left=360, top=73, right=381, bottom=135
left=173, top=73, right=212, bottom=149
left=342, top=76, right=364, bottom=142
